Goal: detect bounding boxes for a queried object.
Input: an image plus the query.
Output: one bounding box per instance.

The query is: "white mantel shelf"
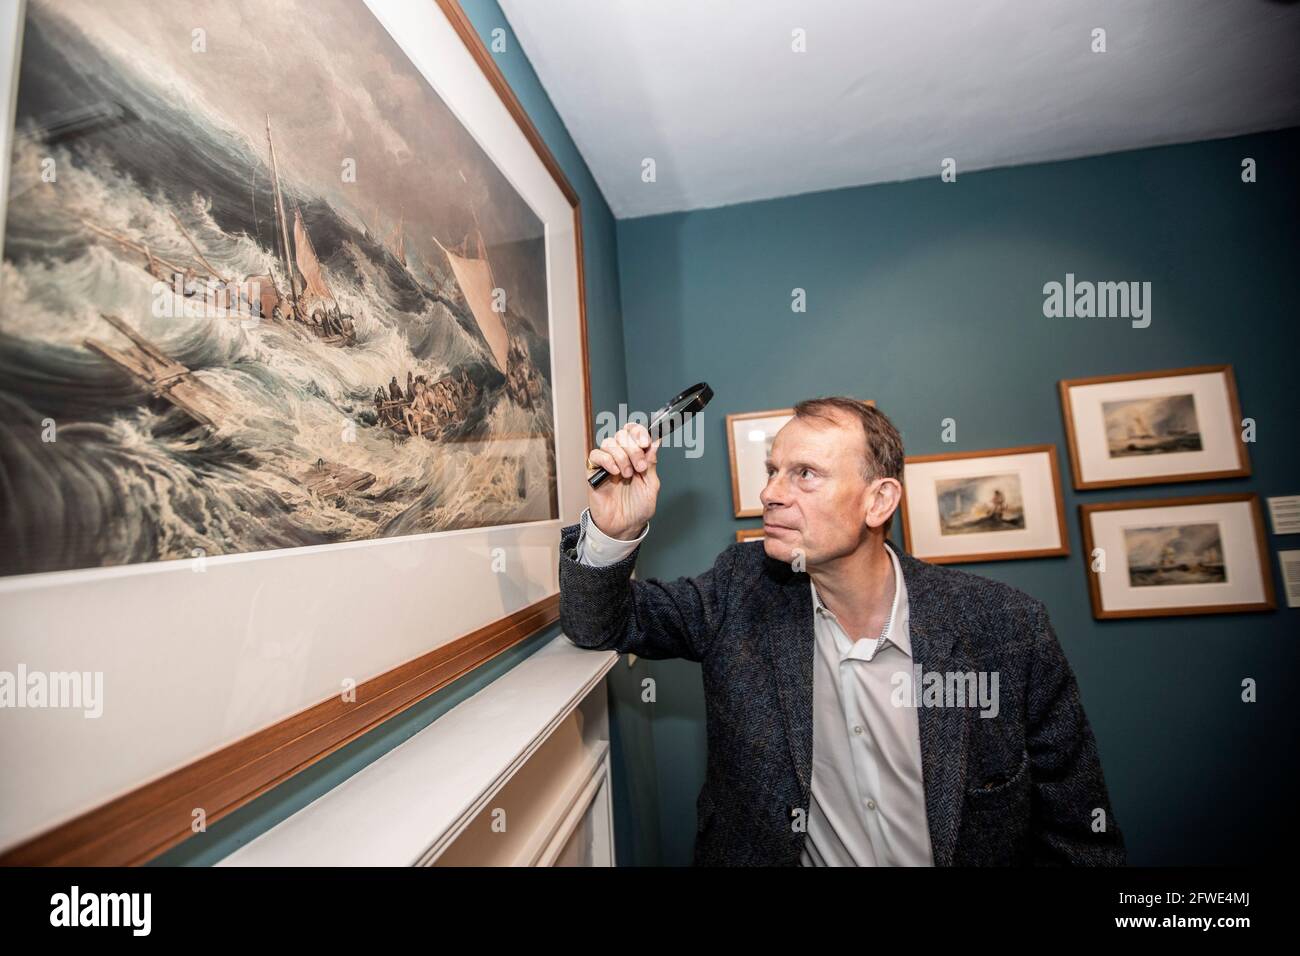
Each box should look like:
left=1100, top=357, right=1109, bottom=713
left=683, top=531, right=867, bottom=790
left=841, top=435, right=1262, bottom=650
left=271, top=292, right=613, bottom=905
left=218, top=637, right=618, bottom=866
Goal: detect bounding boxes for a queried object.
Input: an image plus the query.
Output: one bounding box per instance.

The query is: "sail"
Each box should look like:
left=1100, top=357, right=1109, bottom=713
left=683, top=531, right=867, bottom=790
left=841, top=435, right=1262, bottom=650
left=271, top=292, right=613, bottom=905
left=293, top=209, right=334, bottom=307
left=435, top=236, right=508, bottom=372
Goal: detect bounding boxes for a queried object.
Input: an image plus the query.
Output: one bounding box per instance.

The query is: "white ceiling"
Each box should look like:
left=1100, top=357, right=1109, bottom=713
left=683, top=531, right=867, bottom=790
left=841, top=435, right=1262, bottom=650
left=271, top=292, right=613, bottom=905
left=498, top=0, right=1300, bottom=219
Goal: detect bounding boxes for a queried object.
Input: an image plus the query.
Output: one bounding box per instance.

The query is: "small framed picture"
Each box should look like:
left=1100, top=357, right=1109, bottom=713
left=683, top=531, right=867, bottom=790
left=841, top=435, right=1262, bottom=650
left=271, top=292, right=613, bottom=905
left=735, top=528, right=766, bottom=543
left=1059, top=365, right=1250, bottom=490
left=1079, top=493, right=1275, bottom=619
left=726, top=408, right=794, bottom=517
left=901, top=445, right=1069, bottom=564
left=726, top=401, right=873, bottom=517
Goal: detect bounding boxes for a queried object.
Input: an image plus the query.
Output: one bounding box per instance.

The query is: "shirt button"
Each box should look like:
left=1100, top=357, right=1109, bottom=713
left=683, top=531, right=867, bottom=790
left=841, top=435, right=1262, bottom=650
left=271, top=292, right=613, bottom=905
left=866, top=799, right=876, bottom=811
left=853, top=725, right=864, bottom=735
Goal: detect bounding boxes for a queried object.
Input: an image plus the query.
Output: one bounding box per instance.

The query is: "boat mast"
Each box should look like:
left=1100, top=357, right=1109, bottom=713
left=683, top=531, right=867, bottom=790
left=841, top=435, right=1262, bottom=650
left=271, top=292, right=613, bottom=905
left=168, top=211, right=229, bottom=282
left=467, top=194, right=496, bottom=290
left=265, top=114, right=298, bottom=314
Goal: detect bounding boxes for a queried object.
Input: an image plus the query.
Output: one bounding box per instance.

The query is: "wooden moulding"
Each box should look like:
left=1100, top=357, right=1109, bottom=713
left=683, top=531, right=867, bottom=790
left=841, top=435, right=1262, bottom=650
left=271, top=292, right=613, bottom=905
left=1, top=596, right=561, bottom=866
left=1, top=0, right=590, bottom=865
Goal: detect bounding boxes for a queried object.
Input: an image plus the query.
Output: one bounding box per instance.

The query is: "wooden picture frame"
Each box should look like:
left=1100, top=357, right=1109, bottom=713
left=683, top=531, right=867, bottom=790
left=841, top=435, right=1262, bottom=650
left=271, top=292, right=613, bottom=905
left=900, top=444, right=1070, bottom=564
left=1058, top=364, right=1250, bottom=490
left=0, top=0, right=592, bottom=865
left=735, top=528, right=765, bottom=543
left=1079, top=493, right=1275, bottom=619
left=726, top=407, right=794, bottom=517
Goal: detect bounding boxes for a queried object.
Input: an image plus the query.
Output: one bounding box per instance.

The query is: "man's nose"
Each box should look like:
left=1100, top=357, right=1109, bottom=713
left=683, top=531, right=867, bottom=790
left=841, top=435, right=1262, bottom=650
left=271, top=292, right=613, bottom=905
left=759, top=473, right=784, bottom=508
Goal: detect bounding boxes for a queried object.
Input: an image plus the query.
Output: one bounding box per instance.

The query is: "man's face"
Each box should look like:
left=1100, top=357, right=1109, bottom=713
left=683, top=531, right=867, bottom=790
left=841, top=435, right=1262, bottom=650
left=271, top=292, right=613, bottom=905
left=759, top=412, right=875, bottom=567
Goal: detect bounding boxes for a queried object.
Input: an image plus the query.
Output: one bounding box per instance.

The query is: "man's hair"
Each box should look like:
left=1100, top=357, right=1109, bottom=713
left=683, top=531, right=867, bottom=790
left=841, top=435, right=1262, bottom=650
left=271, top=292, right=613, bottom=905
left=792, top=397, right=905, bottom=537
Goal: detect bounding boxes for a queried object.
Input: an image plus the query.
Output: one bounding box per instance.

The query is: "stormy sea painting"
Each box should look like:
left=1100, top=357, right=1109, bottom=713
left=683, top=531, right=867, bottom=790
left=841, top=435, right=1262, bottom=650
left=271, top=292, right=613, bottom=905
left=1123, top=522, right=1227, bottom=588
left=935, top=473, right=1026, bottom=536
left=1102, top=393, right=1203, bottom=458
left=1, top=0, right=559, bottom=577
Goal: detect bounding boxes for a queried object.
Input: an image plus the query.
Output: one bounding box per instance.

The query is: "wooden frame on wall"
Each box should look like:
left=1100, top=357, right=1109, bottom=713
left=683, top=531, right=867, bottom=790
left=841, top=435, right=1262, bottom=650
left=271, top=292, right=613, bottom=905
left=900, top=444, right=1070, bottom=564
left=1058, top=364, right=1250, bottom=490
left=0, top=0, right=592, bottom=865
left=726, top=407, right=794, bottom=518
left=1078, top=493, right=1275, bottom=620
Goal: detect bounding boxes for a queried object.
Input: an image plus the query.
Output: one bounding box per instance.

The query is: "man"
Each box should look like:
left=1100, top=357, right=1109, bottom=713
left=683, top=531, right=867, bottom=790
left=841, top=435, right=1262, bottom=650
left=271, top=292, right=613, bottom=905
left=558, top=397, right=1124, bottom=866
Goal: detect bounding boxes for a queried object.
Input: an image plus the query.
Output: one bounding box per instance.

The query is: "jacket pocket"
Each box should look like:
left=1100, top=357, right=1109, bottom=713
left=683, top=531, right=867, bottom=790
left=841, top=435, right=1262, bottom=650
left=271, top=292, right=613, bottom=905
left=964, top=749, right=1031, bottom=811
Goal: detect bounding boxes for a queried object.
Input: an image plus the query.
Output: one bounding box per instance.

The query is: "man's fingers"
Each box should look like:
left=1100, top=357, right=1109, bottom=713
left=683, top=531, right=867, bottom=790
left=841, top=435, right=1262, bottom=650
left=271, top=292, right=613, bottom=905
left=617, top=429, right=648, bottom=473
left=589, top=428, right=660, bottom=480
left=587, top=448, right=621, bottom=477
left=601, top=436, right=633, bottom=477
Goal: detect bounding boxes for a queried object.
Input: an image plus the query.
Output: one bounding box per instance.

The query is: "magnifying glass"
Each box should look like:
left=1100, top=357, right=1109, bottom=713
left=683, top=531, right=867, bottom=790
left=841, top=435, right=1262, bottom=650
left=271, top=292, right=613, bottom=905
left=588, top=382, right=714, bottom=488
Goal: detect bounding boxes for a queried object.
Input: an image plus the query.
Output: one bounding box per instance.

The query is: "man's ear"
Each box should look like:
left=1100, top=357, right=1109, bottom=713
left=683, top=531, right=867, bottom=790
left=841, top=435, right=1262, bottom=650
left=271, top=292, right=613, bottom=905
left=865, top=478, right=902, bottom=531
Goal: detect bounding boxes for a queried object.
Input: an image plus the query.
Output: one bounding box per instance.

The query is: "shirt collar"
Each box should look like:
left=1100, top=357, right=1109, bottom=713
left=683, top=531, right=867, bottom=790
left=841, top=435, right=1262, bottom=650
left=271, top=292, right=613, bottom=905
left=808, top=539, right=912, bottom=659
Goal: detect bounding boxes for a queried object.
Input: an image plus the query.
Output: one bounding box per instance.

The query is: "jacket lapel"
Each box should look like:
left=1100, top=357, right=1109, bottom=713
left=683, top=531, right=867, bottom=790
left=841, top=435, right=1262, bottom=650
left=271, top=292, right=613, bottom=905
left=762, top=540, right=970, bottom=866
left=762, top=561, right=816, bottom=803
left=896, top=544, right=971, bottom=867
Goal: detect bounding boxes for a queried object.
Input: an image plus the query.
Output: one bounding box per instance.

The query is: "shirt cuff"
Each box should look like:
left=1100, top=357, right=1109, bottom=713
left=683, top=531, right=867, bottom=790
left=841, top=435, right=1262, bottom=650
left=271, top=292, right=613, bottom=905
left=577, top=507, right=649, bottom=567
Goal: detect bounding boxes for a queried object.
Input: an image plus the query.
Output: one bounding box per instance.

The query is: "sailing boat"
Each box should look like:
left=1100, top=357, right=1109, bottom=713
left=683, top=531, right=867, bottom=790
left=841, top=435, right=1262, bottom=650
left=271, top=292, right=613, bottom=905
left=1128, top=411, right=1154, bottom=440
left=264, top=114, right=357, bottom=346
left=433, top=227, right=508, bottom=374
left=432, top=178, right=544, bottom=408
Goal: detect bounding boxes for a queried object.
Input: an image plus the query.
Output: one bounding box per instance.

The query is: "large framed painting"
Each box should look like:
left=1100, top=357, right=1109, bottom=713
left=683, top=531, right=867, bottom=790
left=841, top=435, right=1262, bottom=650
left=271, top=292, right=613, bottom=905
left=900, top=444, right=1069, bottom=564
left=1058, top=365, right=1250, bottom=490
left=1079, top=494, right=1275, bottom=619
left=0, top=0, right=592, bottom=863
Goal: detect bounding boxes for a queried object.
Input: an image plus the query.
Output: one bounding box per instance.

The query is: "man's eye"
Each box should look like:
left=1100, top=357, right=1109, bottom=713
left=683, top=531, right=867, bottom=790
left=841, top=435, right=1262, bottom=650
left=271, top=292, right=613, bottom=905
left=800, top=468, right=813, bottom=479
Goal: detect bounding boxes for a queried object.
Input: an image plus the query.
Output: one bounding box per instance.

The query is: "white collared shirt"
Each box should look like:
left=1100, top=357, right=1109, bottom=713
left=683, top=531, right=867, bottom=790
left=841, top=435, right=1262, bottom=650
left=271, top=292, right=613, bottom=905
left=572, top=509, right=933, bottom=866
left=799, top=540, right=933, bottom=866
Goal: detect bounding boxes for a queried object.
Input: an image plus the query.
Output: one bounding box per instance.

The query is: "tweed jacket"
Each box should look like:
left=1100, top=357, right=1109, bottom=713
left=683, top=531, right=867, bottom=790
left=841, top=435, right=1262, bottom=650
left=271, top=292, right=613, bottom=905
left=558, top=522, right=1126, bottom=866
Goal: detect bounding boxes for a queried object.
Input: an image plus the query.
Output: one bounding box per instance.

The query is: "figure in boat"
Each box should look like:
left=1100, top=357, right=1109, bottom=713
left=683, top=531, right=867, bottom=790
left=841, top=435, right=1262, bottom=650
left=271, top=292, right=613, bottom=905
left=373, top=366, right=481, bottom=440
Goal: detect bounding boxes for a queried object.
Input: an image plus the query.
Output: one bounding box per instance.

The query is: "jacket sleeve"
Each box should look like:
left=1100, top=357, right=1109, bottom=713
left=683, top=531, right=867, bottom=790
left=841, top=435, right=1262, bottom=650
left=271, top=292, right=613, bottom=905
left=557, top=522, right=735, bottom=663
left=1024, top=602, right=1127, bottom=865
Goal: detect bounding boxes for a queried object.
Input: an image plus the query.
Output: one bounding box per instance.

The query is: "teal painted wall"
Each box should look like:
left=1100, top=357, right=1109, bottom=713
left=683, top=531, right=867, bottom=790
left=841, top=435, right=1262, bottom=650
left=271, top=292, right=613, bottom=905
left=613, top=128, right=1298, bottom=866
left=152, top=0, right=668, bottom=866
